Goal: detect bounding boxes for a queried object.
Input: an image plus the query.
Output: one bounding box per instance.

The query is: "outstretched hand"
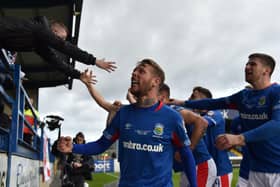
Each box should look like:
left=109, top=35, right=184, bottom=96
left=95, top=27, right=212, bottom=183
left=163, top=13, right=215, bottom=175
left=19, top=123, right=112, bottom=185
left=95, top=58, right=117, bottom=73
left=166, top=98, right=185, bottom=106
left=110, top=100, right=122, bottom=111
left=215, top=134, right=245, bottom=150
left=57, top=136, right=73, bottom=153
left=80, top=69, right=97, bottom=85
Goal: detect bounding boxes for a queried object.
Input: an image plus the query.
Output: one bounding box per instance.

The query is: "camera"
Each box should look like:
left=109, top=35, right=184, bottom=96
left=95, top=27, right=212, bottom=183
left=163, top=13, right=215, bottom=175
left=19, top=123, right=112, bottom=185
left=44, top=115, right=64, bottom=131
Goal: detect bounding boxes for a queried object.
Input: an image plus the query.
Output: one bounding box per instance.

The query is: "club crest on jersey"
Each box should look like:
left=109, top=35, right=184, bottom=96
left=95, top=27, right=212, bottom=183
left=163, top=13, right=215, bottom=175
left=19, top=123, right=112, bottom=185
left=258, top=96, right=266, bottom=106
left=153, top=123, right=164, bottom=136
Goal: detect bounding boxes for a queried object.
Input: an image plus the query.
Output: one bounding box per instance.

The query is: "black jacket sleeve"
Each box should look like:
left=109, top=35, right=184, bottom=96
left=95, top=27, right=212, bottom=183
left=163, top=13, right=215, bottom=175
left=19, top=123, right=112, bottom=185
left=0, top=16, right=96, bottom=65
left=36, top=33, right=97, bottom=65
left=35, top=46, right=81, bottom=79
left=32, top=18, right=96, bottom=65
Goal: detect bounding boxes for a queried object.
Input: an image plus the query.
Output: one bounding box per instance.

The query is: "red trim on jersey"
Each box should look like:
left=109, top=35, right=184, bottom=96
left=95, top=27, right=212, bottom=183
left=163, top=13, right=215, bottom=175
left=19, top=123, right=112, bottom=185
left=197, top=161, right=209, bottom=187
left=111, top=131, right=120, bottom=142
left=172, top=132, right=184, bottom=148
left=154, top=101, right=164, bottom=112
left=220, top=174, right=229, bottom=187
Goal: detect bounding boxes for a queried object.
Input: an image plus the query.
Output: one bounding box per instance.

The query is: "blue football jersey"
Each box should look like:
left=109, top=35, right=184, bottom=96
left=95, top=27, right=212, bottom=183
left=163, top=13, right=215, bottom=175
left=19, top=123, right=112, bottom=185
left=171, top=105, right=212, bottom=171
left=228, top=84, right=280, bottom=172
left=103, top=102, right=190, bottom=187
left=186, top=124, right=212, bottom=165
left=202, top=110, right=232, bottom=176
left=185, top=83, right=280, bottom=173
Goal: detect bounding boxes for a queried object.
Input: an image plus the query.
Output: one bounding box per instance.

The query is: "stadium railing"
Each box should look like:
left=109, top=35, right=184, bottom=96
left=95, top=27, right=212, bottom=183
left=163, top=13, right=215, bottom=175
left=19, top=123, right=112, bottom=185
left=0, top=48, right=51, bottom=186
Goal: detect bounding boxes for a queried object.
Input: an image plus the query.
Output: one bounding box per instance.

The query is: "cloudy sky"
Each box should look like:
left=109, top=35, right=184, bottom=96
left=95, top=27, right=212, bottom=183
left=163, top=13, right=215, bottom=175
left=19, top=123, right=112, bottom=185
left=39, top=0, right=280, bottom=142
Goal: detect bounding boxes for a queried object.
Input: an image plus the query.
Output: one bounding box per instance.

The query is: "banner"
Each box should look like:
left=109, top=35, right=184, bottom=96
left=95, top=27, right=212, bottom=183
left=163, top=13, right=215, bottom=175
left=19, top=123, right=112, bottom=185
left=43, top=132, right=51, bottom=182
left=94, top=159, right=114, bottom=173
left=10, top=156, right=39, bottom=187
left=0, top=153, right=7, bottom=187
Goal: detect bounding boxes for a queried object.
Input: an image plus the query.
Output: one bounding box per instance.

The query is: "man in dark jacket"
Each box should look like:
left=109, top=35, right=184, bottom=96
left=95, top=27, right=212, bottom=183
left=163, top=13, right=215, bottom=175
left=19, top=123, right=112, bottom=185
left=64, top=132, right=94, bottom=187
left=0, top=16, right=116, bottom=79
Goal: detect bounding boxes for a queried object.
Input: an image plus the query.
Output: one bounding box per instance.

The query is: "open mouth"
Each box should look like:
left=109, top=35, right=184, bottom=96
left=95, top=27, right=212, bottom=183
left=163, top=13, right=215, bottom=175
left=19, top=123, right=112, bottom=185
left=131, top=80, right=139, bottom=86
left=246, top=71, right=253, bottom=76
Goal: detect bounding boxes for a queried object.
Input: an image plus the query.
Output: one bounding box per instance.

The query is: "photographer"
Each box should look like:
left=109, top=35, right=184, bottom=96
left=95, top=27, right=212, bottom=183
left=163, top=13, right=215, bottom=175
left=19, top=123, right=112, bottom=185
left=64, top=132, right=94, bottom=187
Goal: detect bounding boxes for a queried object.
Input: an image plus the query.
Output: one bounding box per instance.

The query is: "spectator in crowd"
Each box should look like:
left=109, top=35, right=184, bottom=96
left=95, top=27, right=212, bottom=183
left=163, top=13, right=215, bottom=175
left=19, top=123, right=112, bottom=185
left=50, top=20, right=68, bottom=41
left=64, top=132, right=94, bottom=187
left=23, top=98, right=40, bottom=144
left=0, top=16, right=116, bottom=79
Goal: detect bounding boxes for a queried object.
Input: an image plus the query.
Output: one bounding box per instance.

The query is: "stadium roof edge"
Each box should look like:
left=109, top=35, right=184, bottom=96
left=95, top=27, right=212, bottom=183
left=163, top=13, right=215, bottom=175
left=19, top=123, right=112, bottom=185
left=0, top=0, right=76, bottom=8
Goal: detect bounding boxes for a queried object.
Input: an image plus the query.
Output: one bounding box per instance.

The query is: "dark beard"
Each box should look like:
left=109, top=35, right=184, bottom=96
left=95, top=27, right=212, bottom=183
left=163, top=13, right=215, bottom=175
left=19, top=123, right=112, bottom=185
left=130, top=84, right=153, bottom=98
left=141, top=98, right=157, bottom=106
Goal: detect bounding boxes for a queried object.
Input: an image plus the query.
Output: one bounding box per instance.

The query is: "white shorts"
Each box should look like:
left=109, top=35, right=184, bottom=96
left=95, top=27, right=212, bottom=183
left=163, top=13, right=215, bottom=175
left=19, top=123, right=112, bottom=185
left=213, top=173, right=232, bottom=187
left=236, top=176, right=248, bottom=187
left=248, top=171, right=280, bottom=187
left=180, top=158, right=217, bottom=187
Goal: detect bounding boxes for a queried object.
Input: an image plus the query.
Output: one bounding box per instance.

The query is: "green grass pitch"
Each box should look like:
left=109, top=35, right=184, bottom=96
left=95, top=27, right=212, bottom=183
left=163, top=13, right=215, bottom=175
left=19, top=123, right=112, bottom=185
left=86, top=168, right=239, bottom=187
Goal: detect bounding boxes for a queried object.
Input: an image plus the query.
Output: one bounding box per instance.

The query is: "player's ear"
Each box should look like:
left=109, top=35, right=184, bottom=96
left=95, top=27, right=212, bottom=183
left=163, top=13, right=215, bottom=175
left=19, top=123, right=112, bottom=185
left=152, top=77, right=161, bottom=87
left=262, top=65, right=272, bottom=76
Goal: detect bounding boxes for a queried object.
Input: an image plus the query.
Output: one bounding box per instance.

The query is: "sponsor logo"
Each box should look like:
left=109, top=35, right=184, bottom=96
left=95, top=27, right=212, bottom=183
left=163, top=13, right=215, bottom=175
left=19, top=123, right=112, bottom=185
left=135, top=130, right=151, bottom=135
left=0, top=171, right=5, bottom=187
left=273, top=99, right=280, bottom=110
left=95, top=162, right=111, bottom=170
left=240, top=112, right=268, bottom=120
left=94, top=160, right=114, bottom=173
left=123, top=140, right=164, bottom=152
left=16, top=163, right=38, bottom=186
left=103, top=131, right=113, bottom=139
left=125, top=123, right=132, bottom=130
left=207, top=110, right=214, bottom=116
left=243, top=95, right=268, bottom=109
left=273, top=103, right=280, bottom=110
